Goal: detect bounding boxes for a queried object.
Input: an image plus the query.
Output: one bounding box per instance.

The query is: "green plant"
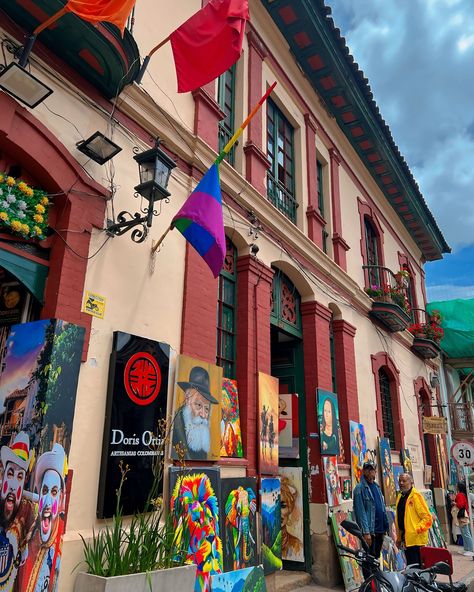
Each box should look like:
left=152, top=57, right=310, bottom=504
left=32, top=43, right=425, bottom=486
left=79, top=423, right=188, bottom=577
left=0, top=173, right=49, bottom=239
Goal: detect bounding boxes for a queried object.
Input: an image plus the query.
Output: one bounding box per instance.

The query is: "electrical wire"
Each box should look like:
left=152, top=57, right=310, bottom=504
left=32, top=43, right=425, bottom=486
left=51, top=228, right=111, bottom=260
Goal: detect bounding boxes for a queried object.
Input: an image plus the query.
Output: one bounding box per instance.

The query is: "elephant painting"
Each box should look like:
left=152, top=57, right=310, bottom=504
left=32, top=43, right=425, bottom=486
left=221, top=477, right=258, bottom=572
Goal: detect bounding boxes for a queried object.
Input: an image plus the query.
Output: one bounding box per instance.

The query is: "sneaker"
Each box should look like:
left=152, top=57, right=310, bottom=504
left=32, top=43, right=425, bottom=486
left=463, top=551, right=474, bottom=557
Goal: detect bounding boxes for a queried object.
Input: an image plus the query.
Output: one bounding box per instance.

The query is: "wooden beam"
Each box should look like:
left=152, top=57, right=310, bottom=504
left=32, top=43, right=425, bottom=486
left=445, top=358, right=474, bottom=369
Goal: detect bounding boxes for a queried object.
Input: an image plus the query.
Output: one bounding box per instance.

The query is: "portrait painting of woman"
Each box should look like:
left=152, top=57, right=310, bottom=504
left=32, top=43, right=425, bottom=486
left=317, top=389, right=340, bottom=456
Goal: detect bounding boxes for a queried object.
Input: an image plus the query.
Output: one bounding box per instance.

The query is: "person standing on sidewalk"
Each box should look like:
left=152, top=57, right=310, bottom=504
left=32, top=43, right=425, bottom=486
left=395, top=473, right=432, bottom=567
left=454, top=482, right=474, bottom=557
left=353, top=461, right=389, bottom=578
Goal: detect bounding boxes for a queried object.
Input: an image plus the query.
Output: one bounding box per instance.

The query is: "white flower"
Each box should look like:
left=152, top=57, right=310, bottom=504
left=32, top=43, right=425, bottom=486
left=17, top=200, right=27, bottom=210
left=6, top=194, right=16, bottom=204
left=0, top=189, right=3, bottom=196
left=0, top=201, right=9, bottom=209
left=17, top=211, right=26, bottom=219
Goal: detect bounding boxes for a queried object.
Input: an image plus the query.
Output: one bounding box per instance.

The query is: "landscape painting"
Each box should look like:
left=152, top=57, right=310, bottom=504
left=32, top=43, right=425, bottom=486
left=211, top=565, right=267, bottom=592
left=261, top=477, right=282, bottom=575
left=258, top=373, right=279, bottom=474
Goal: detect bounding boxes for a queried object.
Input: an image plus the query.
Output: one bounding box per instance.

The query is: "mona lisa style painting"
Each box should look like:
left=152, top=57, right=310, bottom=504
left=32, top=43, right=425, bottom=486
left=317, top=389, right=340, bottom=456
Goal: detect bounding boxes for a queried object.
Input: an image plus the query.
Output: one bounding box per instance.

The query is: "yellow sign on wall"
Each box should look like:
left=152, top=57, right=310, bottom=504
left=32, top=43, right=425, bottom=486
left=422, top=415, right=448, bottom=435
left=83, top=291, right=106, bottom=319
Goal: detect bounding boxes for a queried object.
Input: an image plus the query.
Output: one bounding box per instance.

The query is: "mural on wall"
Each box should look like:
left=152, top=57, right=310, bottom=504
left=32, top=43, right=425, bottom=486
left=378, top=438, right=397, bottom=506
left=279, top=467, right=304, bottom=563
left=261, top=477, right=282, bottom=575
left=393, top=464, right=404, bottom=492
left=331, top=510, right=364, bottom=592
left=384, top=509, right=406, bottom=571
left=0, top=319, right=84, bottom=592
left=317, top=389, right=340, bottom=456
left=170, top=467, right=222, bottom=592
left=221, top=477, right=258, bottom=572
left=97, top=332, right=171, bottom=518
left=211, top=565, right=267, bottom=592
left=400, top=449, right=413, bottom=478
left=278, top=394, right=299, bottom=459
left=171, top=356, right=222, bottom=461
left=323, top=456, right=342, bottom=507
left=349, top=421, right=367, bottom=489
left=258, top=373, right=279, bottom=474
left=220, top=379, right=243, bottom=458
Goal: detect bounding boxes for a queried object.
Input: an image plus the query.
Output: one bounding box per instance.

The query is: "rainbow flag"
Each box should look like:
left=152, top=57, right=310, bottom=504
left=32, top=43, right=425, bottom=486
left=172, top=164, right=225, bottom=278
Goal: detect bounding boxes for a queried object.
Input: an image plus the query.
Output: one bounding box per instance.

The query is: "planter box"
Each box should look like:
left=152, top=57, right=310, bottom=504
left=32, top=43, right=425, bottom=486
left=74, top=564, right=197, bottom=592
left=369, top=301, right=411, bottom=332
left=411, top=337, right=441, bottom=360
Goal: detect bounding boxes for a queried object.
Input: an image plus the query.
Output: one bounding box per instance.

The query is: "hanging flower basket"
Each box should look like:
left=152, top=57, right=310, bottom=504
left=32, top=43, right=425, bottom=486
left=0, top=173, right=49, bottom=240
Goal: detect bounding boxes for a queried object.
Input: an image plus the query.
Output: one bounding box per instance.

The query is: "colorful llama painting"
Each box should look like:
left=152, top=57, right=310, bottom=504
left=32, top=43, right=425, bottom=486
left=261, top=477, right=282, bottom=575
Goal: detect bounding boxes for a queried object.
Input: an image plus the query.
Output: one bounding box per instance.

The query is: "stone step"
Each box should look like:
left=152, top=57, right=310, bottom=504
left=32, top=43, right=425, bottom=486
left=276, top=570, right=313, bottom=592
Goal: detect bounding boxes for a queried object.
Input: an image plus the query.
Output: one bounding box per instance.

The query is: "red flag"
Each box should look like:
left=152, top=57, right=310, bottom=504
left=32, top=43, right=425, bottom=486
left=169, top=0, right=249, bottom=93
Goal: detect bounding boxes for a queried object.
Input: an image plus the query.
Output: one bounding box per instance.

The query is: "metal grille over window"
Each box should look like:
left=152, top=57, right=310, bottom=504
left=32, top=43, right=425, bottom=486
left=267, top=100, right=297, bottom=223
left=216, top=237, right=237, bottom=378
left=379, top=368, right=395, bottom=449
left=217, top=66, right=236, bottom=165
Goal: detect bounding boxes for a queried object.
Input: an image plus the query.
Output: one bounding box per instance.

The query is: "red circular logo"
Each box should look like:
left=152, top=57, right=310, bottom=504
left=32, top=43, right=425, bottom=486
left=124, top=352, right=161, bottom=406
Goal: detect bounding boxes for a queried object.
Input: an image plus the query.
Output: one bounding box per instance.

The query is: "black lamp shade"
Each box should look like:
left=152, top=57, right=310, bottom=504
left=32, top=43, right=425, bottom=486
left=77, top=132, right=122, bottom=165
left=0, top=62, right=53, bottom=108
left=133, top=142, right=176, bottom=202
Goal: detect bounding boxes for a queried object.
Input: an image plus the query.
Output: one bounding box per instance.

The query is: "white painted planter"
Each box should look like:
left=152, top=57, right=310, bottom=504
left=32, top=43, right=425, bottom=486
left=74, top=564, right=197, bottom=592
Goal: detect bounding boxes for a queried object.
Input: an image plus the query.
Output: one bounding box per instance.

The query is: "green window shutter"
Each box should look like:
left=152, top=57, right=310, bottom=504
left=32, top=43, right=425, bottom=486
left=216, top=238, right=237, bottom=378
left=217, top=66, right=236, bottom=165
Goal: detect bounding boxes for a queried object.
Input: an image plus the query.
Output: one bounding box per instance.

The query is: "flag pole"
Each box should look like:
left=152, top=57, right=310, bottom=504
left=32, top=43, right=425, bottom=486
left=18, top=7, right=68, bottom=67
left=150, top=82, right=277, bottom=256
left=135, top=36, right=171, bottom=84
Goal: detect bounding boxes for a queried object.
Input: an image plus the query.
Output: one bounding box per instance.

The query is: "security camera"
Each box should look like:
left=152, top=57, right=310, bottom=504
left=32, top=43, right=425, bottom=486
left=250, top=243, right=259, bottom=256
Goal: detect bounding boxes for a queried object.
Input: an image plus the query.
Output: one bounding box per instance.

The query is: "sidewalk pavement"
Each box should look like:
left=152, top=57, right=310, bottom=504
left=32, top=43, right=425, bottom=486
left=276, top=544, right=474, bottom=592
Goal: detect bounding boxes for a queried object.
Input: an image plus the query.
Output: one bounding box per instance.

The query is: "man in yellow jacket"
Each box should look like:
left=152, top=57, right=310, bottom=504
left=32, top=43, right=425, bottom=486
left=395, top=473, right=433, bottom=567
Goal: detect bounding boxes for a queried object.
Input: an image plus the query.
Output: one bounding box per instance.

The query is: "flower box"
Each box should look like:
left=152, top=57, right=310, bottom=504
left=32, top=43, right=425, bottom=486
left=411, top=337, right=441, bottom=360
left=369, top=301, right=411, bottom=332
left=74, top=564, right=197, bottom=592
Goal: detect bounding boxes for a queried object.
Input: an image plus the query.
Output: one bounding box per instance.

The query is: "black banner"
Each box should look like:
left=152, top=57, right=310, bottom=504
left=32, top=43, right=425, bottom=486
left=97, top=332, right=170, bottom=518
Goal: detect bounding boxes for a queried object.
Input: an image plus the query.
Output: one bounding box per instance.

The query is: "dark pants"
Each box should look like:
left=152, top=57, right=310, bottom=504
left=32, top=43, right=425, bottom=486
left=362, top=533, right=385, bottom=579
left=405, top=545, right=422, bottom=567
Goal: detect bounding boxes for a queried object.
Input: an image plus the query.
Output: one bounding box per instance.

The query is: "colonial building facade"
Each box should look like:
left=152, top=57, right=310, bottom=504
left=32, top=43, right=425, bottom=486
left=0, top=0, right=449, bottom=589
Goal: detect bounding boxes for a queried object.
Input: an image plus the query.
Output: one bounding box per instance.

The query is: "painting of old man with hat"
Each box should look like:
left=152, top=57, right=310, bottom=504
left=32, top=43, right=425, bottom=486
left=171, top=356, right=222, bottom=461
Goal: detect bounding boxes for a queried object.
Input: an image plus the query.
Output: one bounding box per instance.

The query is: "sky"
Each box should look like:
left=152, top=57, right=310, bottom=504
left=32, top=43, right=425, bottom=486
left=327, top=0, right=474, bottom=302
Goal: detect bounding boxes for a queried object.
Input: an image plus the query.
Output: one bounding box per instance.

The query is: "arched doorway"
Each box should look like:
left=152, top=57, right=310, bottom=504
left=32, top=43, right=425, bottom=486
left=270, top=267, right=310, bottom=573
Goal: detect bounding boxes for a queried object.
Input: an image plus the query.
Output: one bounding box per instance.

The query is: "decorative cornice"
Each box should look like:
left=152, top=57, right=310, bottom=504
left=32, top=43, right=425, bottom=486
left=192, top=88, right=226, bottom=121
left=301, top=300, right=332, bottom=322
left=236, top=254, right=274, bottom=284
left=329, top=148, right=342, bottom=166
left=304, top=113, right=318, bottom=135
left=243, top=141, right=271, bottom=169
left=246, top=27, right=269, bottom=60
left=332, top=233, right=350, bottom=252
left=332, top=319, right=357, bottom=338
left=306, top=205, right=326, bottom=227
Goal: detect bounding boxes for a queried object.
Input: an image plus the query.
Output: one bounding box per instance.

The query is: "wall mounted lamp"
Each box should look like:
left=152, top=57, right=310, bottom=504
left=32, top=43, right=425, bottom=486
left=77, top=132, right=122, bottom=165
left=106, top=139, right=176, bottom=243
left=0, top=62, right=53, bottom=108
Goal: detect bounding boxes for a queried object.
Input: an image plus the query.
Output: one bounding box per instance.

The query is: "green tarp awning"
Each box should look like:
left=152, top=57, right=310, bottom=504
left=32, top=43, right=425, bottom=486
left=0, top=248, right=48, bottom=303
left=427, top=299, right=474, bottom=361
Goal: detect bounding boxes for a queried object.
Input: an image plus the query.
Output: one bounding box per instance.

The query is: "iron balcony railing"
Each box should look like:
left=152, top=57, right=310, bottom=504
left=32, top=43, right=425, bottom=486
left=450, top=402, right=474, bottom=433
left=267, top=173, right=298, bottom=223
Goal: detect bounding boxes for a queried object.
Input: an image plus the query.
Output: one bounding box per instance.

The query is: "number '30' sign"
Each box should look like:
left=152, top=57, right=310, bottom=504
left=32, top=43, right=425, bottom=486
left=451, top=441, right=474, bottom=466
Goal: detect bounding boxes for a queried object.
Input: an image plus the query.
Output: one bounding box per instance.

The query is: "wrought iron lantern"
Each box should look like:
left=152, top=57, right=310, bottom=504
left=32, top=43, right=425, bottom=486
left=106, top=139, right=176, bottom=243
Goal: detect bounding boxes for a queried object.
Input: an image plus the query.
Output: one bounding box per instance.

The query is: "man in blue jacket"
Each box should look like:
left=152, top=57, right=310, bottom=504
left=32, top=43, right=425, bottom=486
left=353, top=461, right=388, bottom=577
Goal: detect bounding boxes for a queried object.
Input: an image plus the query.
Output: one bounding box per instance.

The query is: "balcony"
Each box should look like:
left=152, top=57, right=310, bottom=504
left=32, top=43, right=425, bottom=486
left=267, top=173, right=298, bottom=223
left=363, top=265, right=411, bottom=332
left=0, top=0, right=140, bottom=99
left=450, top=402, right=474, bottom=440
left=407, top=308, right=443, bottom=359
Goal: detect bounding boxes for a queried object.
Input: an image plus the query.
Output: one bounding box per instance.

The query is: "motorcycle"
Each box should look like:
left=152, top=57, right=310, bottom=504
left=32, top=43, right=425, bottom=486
left=337, top=519, right=467, bottom=592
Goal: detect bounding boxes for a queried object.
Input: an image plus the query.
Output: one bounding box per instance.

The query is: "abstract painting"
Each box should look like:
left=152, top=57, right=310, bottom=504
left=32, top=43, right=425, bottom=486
left=220, top=378, right=243, bottom=458
left=211, top=565, right=267, bottom=592
left=379, top=437, right=397, bottom=506
left=400, top=448, right=413, bottom=478
left=279, top=467, right=304, bottom=563
left=317, top=389, right=340, bottom=456
left=323, top=456, right=342, bottom=507
left=261, top=477, right=282, bottom=575
left=0, top=319, right=84, bottom=592
left=258, top=373, right=279, bottom=474
left=171, top=355, right=222, bottom=461
left=169, top=467, right=222, bottom=592
left=350, top=421, right=367, bottom=490
left=278, top=393, right=299, bottom=459
left=331, top=510, right=364, bottom=591
left=221, top=477, right=258, bottom=572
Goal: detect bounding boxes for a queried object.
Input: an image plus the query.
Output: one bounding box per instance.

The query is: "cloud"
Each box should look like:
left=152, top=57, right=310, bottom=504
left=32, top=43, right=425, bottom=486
left=329, top=0, right=474, bottom=248
left=427, top=284, right=474, bottom=301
